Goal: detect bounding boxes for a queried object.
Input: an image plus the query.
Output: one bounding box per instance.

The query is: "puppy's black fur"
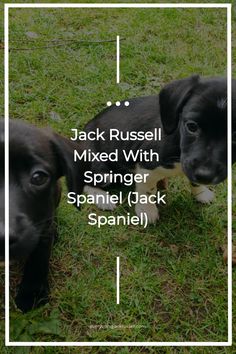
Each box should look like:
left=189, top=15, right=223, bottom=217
left=0, top=119, right=83, bottom=312
left=80, top=76, right=236, bottom=222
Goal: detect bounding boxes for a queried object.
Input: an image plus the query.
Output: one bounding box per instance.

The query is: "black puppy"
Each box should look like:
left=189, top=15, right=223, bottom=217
left=0, top=119, right=83, bottom=312
left=80, top=75, right=236, bottom=223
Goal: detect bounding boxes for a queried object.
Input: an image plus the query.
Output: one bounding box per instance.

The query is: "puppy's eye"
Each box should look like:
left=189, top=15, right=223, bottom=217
left=30, top=171, right=49, bottom=186
left=185, top=121, right=199, bottom=134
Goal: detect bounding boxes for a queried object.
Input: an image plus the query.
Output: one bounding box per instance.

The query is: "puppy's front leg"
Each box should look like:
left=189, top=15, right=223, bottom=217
left=134, top=166, right=163, bottom=224
left=190, top=183, right=214, bottom=203
left=15, top=233, right=53, bottom=313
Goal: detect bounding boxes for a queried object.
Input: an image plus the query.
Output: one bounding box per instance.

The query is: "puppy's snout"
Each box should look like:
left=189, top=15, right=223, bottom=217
left=9, top=213, right=29, bottom=240
left=0, top=220, right=20, bottom=249
left=193, top=167, right=215, bottom=184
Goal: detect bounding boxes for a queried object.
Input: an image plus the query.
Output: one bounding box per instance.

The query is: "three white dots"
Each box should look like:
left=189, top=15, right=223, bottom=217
left=107, top=101, right=129, bottom=107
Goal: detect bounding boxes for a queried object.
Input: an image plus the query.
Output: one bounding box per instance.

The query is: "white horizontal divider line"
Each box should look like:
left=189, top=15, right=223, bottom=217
left=6, top=342, right=232, bottom=347
left=6, top=4, right=230, bottom=9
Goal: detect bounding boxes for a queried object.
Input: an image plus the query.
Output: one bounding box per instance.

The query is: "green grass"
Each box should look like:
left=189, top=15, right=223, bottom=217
left=0, top=2, right=236, bottom=353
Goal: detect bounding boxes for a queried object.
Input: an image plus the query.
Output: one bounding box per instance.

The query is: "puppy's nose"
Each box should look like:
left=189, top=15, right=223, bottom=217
left=0, top=217, right=22, bottom=249
left=0, top=222, right=4, bottom=254
left=194, top=167, right=214, bottom=184
left=0, top=227, right=18, bottom=248
left=0, top=236, right=17, bottom=249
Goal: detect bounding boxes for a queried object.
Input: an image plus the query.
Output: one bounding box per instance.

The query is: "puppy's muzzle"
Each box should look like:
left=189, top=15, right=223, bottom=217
left=0, top=214, right=39, bottom=260
left=182, top=159, right=226, bottom=185
left=192, top=167, right=216, bottom=184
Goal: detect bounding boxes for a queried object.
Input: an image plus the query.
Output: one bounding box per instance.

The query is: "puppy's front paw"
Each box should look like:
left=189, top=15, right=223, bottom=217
left=194, top=187, right=215, bottom=204
left=15, top=283, right=49, bottom=313
left=135, top=202, right=159, bottom=224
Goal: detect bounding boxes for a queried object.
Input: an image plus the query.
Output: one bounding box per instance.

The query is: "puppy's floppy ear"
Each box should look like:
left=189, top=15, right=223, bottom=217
left=159, top=75, right=200, bottom=134
left=50, top=133, right=86, bottom=209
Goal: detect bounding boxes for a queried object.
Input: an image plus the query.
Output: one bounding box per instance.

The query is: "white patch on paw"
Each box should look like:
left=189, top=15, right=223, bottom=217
left=83, top=185, right=117, bottom=211
left=193, top=187, right=215, bottom=204
left=135, top=202, right=159, bottom=224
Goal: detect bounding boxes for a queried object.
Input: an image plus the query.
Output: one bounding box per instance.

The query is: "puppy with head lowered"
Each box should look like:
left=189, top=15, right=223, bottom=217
left=0, top=120, right=83, bottom=312
left=79, top=75, right=236, bottom=223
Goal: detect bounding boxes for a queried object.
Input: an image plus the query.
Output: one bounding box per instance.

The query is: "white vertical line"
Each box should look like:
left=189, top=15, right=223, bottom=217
left=227, top=4, right=232, bottom=346
left=116, top=256, right=120, bottom=304
left=116, top=35, right=120, bottom=84
left=4, top=4, right=9, bottom=346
